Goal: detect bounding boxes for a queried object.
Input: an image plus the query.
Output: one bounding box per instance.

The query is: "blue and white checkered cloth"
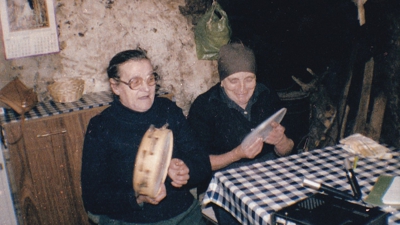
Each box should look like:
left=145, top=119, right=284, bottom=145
left=0, top=91, right=112, bottom=125
left=203, top=146, right=400, bottom=225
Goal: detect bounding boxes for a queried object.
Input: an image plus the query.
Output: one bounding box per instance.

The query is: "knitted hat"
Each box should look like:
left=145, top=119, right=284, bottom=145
left=218, top=43, right=256, bottom=81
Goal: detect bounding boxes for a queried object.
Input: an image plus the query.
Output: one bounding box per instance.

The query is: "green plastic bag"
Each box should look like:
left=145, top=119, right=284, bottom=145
left=194, top=1, right=231, bottom=60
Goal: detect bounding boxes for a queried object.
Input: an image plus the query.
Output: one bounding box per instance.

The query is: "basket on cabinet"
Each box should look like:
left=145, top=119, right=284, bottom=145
left=48, top=78, right=85, bottom=103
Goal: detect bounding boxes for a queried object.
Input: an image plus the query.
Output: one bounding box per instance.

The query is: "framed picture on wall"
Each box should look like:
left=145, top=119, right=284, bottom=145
left=0, top=0, right=59, bottom=59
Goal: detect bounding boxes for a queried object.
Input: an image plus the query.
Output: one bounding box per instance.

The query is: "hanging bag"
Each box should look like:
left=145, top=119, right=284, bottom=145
left=194, top=1, right=231, bottom=60
left=0, top=78, right=38, bottom=115
left=0, top=78, right=38, bottom=144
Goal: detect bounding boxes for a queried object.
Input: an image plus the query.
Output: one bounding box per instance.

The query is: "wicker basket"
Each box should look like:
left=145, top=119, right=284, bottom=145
left=48, top=78, right=85, bottom=103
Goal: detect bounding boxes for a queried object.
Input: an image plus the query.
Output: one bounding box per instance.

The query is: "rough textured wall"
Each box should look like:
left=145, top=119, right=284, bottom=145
left=0, top=0, right=218, bottom=115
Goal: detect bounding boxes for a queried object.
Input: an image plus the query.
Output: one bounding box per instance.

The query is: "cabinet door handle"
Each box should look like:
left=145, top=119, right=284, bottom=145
left=37, top=129, right=67, bottom=138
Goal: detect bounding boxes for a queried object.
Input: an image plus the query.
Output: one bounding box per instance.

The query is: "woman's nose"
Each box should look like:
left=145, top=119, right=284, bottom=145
left=139, top=80, right=150, bottom=91
left=238, top=82, right=246, bottom=92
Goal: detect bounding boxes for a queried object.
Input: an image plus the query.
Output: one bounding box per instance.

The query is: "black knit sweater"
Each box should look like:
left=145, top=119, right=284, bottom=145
left=81, top=97, right=211, bottom=223
left=188, top=83, right=286, bottom=169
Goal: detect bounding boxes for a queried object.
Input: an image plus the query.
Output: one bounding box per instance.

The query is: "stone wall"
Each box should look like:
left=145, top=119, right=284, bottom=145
left=0, top=0, right=218, bottom=115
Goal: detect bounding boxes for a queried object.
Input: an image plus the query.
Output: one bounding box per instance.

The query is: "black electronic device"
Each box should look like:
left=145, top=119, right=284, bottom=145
left=271, top=193, right=388, bottom=225
left=271, top=158, right=388, bottom=225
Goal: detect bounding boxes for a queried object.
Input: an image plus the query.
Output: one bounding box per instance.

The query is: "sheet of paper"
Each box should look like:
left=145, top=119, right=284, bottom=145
left=382, top=176, right=400, bottom=205
left=365, top=175, right=393, bottom=206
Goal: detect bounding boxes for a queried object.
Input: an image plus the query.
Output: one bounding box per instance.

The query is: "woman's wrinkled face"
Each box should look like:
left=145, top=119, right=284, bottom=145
left=110, top=59, right=155, bottom=112
left=221, top=72, right=256, bottom=109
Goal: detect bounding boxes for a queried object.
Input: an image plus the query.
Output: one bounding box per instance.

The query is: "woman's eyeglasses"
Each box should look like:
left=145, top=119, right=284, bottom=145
left=115, top=73, right=157, bottom=90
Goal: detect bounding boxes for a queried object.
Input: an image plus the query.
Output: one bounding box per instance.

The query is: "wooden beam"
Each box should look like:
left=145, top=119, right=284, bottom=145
left=368, top=92, right=387, bottom=141
left=352, top=57, right=374, bottom=134
left=337, top=46, right=358, bottom=140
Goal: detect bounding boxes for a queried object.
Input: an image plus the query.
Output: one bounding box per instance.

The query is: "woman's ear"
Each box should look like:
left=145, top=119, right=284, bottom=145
left=109, top=78, right=120, bottom=95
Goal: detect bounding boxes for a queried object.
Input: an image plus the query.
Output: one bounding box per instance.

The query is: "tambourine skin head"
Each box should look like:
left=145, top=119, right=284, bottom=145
left=133, top=125, right=173, bottom=198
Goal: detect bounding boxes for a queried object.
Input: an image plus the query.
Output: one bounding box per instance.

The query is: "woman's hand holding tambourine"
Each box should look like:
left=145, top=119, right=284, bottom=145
left=168, top=158, right=189, bottom=188
left=136, top=184, right=167, bottom=205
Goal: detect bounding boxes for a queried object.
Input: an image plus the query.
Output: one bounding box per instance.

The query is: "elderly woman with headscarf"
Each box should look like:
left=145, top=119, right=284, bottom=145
left=187, top=42, right=294, bottom=225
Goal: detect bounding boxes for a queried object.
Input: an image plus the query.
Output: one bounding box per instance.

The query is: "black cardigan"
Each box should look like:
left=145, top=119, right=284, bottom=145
left=188, top=83, right=285, bottom=169
left=81, top=97, right=211, bottom=223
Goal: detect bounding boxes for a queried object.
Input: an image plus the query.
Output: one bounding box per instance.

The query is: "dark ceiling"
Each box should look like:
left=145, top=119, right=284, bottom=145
left=217, top=0, right=397, bottom=91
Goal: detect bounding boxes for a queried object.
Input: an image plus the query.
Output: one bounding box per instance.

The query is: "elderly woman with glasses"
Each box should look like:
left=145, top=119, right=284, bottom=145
left=81, top=49, right=211, bottom=225
left=187, top=43, right=294, bottom=225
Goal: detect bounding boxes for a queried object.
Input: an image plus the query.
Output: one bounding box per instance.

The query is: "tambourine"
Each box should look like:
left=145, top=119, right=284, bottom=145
left=133, top=124, right=173, bottom=198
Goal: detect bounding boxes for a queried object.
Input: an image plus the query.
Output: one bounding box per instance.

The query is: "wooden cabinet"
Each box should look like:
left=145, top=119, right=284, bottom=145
left=0, top=143, right=18, bottom=225
left=2, top=106, right=107, bottom=225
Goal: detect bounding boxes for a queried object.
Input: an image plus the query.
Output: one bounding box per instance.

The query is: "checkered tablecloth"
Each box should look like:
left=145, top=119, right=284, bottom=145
left=0, top=91, right=113, bottom=125
left=202, top=145, right=400, bottom=225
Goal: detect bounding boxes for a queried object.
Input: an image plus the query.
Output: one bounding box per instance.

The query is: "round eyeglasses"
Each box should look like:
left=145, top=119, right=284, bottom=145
left=115, top=73, right=157, bottom=90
